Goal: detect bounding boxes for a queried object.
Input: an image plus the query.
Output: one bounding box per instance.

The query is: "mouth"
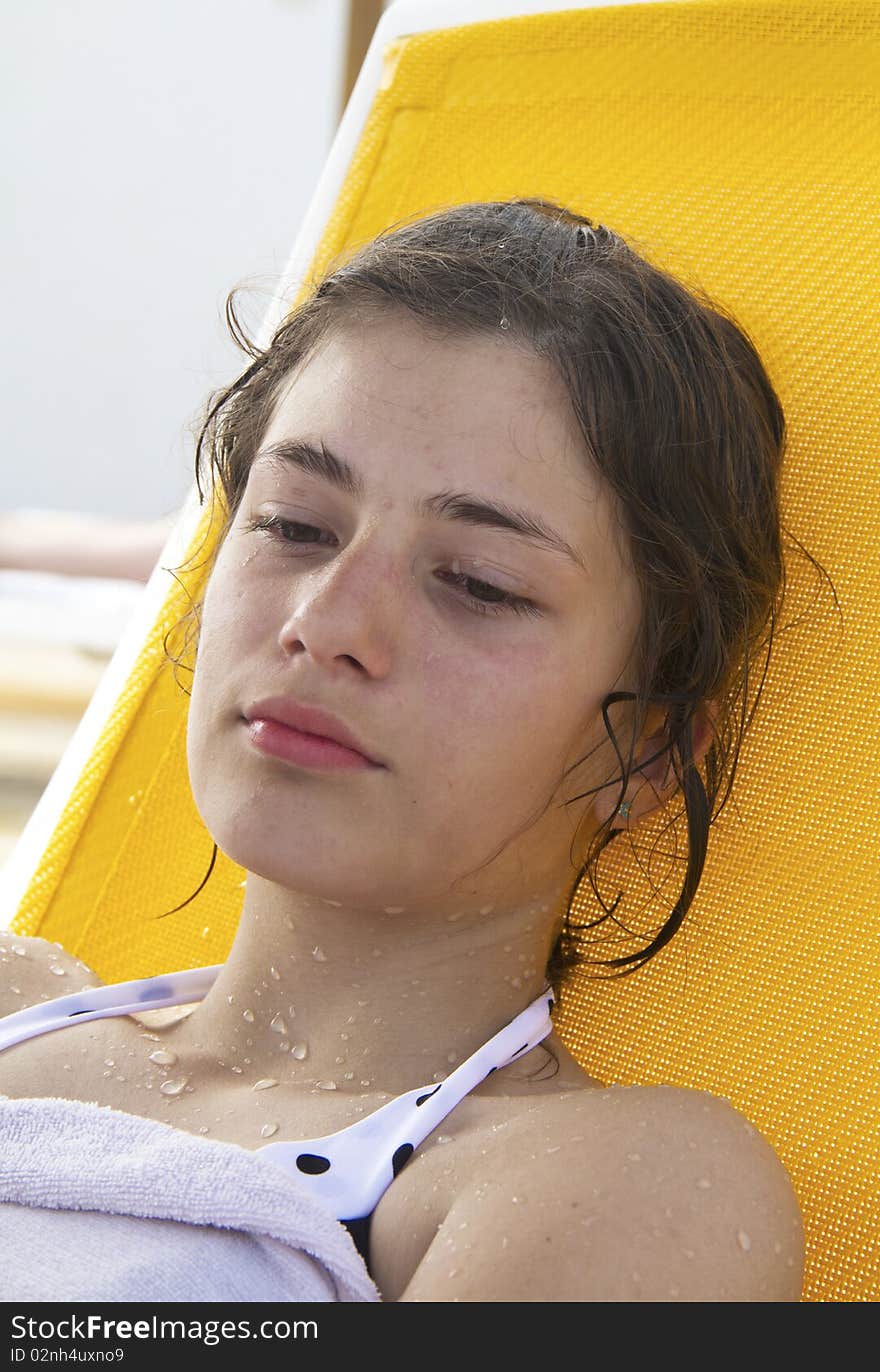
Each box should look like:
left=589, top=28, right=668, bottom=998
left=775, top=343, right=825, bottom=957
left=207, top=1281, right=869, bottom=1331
left=240, top=715, right=384, bottom=773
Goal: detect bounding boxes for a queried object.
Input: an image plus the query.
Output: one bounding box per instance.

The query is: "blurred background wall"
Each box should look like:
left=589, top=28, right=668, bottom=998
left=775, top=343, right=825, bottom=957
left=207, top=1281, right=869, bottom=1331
left=2, top=0, right=385, bottom=522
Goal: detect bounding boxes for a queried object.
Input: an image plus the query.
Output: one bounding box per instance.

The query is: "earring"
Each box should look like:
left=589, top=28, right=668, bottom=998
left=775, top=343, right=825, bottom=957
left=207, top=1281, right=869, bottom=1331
left=617, top=800, right=633, bottom=821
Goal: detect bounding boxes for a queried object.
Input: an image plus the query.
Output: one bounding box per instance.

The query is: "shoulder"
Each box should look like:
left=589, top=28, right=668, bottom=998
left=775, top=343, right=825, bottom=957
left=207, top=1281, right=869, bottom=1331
left=398, top=1083, right=805, bottom=1302
left=0, top=932, right=103, bottom=1019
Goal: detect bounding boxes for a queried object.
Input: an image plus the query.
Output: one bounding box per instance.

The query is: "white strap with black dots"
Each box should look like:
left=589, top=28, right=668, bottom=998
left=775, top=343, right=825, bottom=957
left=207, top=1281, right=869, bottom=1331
left=0, top=965, right=555, bottom=1220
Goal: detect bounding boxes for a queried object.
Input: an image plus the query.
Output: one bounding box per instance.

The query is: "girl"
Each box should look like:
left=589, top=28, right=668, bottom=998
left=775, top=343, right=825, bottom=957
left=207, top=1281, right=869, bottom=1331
left=0, top=198, right=807, bottom=1301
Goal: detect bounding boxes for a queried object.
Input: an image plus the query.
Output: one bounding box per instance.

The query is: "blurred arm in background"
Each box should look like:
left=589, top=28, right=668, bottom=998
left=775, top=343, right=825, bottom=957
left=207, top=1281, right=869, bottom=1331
left=0, top=508, right=179, bottom=583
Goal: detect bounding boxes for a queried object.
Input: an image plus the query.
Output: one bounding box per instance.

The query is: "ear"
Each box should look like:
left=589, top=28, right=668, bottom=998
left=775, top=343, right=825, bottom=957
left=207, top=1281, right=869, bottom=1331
left=597, top=699, right=721, bottom=832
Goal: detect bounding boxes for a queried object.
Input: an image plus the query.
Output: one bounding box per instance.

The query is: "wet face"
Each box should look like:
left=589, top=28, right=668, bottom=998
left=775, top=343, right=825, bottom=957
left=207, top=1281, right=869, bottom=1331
left=186, top=311, right=643, bottom=914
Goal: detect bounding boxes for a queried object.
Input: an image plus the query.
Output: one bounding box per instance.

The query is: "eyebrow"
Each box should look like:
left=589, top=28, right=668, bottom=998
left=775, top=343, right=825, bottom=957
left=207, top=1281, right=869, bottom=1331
left=254, top=439, right=588, bottom=572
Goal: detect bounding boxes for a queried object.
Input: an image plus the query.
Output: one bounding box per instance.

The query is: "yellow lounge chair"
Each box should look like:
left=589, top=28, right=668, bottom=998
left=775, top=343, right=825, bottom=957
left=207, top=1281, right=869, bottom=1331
left=4, top=0, right=878, bottom=1302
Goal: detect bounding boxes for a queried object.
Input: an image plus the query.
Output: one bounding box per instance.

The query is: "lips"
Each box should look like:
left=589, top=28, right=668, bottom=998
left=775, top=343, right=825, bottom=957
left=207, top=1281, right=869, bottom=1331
left=242, top=695, right=385, bottom=767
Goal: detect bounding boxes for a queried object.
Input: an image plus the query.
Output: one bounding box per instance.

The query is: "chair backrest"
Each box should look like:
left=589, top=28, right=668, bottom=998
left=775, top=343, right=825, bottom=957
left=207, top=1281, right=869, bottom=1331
left=5, top=0, right=878, bottom=1301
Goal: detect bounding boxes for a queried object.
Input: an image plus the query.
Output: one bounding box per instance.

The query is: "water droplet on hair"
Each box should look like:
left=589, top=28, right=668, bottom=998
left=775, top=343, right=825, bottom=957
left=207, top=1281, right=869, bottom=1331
left=498, top=317, right=509, bottom=330
left=260, top=1122, right=279, bottom=1138
left=148, top=1049, right=178, bottom=1067
left=159, top=1077, right=188, bottom=1096
left=737, top=1229, right=752, bottom=1252
left=270, top=1013, right=288, bottom=1035
left=316, top=1080, right=337, bottom=1090
left=253, top=1078, right=279, bottom=1091
left=242, top=1009, right=255, bottom=1024
left=312, top=946, right=327, bottom=962
left=292, top=1042, right=308, bottom=1060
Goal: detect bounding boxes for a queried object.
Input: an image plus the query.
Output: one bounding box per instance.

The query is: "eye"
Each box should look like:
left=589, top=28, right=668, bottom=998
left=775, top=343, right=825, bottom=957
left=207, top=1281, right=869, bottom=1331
left=242, top=513, right=541, bottom=620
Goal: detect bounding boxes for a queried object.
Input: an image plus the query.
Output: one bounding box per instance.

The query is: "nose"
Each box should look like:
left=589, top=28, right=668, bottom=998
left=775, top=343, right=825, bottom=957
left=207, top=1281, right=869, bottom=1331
left=276, top=533, right=403, bottom=676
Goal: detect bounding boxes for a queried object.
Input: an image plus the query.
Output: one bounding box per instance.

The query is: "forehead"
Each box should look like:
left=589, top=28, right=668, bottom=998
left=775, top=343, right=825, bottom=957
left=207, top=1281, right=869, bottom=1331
left=254, top=313, right=631, bottom=572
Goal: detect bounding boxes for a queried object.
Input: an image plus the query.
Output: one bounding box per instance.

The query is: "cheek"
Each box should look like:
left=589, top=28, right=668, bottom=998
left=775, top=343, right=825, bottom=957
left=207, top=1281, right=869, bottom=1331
left=425, top=638, right=573, bottom=787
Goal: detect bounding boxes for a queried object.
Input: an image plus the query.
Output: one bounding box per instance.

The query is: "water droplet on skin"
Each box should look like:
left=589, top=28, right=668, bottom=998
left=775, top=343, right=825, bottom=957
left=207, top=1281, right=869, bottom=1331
left=242, top=1010, right=255, bottom=1024
left=292, top=1043, right=308, bottom=1060
left=737, top=1229, right=752, bottom=1252
left=343, top=1071, right=354, bottom=1080
left=288, top=1005, right=296, bottom=1019
left=697, top=1177, right=712, bottom=1189
left=312, top=946, right=327, bottom=962
left=384, top=906, right=405, bottom=914
left=226, top=995, right=235, bottom=1005
left=480, top=904, right=495, bottom=915
left=317, top=1080, right=337, bottom=1090
left=12, top=946, right=27, bottom=956
left=260, top=1122, right=279, bottom=1138
left=148, top=1049, right=178, bottom=1067
left=231, top=1065, right=243, bottom=1074
left=501, top=1236, right=509, bottom=1249
left=682, top=1248, right=695, bottom=1260
left=104, top=1059, right=115, bottom=1068
left=627, top=1153, right=641, bottom=1162
left=159, top=1077, right=188, bottom=1096
left=269, top=966, right=281, bottom=980
left=447, top=910, right=465, bottom=922
left=270, top=1013, right=288, bottom=1035
left=773, top=1241, right=782, bottom=1255
left=253, top=1078, right=279, bottom=1091
left=198, top=1126, right=209, bottom=1134
left=201, top=926, right=210, bottom=939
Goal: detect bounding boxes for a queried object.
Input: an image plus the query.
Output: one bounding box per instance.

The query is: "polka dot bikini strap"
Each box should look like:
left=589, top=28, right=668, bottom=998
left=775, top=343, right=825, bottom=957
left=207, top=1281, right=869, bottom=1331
left=0, top=965, right=224, bottom=1054
left=257, top=987, right=557, bottom=1221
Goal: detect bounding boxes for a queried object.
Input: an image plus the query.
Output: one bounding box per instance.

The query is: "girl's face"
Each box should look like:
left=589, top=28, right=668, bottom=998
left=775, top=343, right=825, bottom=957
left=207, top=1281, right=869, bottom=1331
left=186, top=311, right=643, bottom=912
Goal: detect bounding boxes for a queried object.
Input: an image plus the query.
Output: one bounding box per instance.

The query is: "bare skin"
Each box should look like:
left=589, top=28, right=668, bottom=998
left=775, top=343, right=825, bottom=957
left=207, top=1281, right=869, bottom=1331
left=0, top=313, right=804, bottom=1299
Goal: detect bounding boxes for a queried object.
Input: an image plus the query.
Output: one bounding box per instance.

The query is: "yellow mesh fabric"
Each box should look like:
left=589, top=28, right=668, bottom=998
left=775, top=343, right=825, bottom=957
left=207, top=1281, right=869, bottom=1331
left=9, top=0, right=878, bottom=1301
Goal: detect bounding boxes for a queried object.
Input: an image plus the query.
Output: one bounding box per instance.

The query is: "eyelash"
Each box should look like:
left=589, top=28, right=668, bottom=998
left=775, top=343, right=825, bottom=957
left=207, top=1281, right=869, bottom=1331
left=242, top=513, right=541, bottom=620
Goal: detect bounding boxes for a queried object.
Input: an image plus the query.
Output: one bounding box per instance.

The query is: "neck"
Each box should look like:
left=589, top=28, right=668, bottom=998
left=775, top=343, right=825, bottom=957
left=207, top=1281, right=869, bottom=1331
left=170, top=874, right=565, bottom=1097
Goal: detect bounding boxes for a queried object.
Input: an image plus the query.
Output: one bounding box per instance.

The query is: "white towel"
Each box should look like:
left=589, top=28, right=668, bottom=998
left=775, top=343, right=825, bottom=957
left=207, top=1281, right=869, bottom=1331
left=0, top=1097, right=382, bottom=1303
